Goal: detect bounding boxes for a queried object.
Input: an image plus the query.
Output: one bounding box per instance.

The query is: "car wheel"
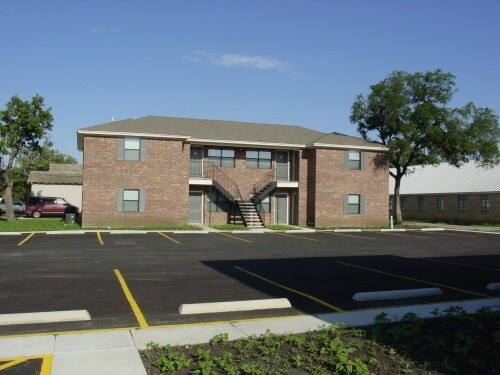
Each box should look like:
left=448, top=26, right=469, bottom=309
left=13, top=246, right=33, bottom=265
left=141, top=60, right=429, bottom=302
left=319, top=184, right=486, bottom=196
left=32, top=210, right=42, bottom=219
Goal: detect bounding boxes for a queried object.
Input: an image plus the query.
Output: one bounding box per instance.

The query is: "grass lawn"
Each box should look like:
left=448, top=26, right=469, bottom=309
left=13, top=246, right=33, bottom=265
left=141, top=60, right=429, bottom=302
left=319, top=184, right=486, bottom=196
left=141, top=307, right=499, bottom=375
left=210, top=224, right=249, bottom=231
left=0, top=217, right=202, bottom=232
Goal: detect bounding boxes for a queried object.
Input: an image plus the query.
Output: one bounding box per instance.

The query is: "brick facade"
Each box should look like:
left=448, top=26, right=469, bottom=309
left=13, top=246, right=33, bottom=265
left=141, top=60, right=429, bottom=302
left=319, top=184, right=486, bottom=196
left=394, top=193, right=500, bottom=224
left=81, top=136, right=389, bottom=228
left=310, top=149, right=389, bottom=227
left=82, top=136, right=189, bottom=227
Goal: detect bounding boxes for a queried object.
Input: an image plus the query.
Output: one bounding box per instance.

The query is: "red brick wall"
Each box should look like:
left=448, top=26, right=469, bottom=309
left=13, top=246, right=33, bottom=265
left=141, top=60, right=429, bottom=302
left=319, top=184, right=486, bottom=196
left=82, top=136, right=189, bottom=227
left=312, top=149, right=389, bottom=227
left=397, top=193, right=500, bottom=224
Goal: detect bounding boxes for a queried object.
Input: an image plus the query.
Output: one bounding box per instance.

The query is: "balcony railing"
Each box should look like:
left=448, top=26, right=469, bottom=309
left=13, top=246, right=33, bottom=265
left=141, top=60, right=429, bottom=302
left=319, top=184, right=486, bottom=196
left=190, top=160, right=242, bottom=201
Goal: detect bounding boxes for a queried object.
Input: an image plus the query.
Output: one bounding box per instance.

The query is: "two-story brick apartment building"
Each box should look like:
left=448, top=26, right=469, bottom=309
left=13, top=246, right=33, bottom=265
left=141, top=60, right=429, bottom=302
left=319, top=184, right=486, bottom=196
left=77, top=116, right=389, bottom=228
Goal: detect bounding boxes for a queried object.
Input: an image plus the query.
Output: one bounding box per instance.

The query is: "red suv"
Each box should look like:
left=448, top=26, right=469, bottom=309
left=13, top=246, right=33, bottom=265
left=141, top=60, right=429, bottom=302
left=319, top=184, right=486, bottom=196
left=25, top=197, right=79, bottom=218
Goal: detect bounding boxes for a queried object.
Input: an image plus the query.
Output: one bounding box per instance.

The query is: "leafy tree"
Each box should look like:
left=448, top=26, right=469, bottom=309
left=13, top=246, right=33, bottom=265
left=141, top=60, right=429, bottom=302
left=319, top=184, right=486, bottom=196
left=350, top=70, right=500, bottom=223
left=0, top=95, right=54, bottom=221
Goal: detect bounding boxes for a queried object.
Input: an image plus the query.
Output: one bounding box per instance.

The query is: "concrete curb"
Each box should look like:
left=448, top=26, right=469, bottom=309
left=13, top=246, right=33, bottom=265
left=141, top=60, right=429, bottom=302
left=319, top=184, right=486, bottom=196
left=0, top=310, right=91, bottom=326
left=178, top=298, right=291, bottom=314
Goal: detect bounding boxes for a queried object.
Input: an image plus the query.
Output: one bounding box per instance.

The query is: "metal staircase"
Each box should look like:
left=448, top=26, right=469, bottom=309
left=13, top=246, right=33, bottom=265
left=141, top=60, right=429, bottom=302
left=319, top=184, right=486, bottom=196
left=237, top=201, right=264, bottom=228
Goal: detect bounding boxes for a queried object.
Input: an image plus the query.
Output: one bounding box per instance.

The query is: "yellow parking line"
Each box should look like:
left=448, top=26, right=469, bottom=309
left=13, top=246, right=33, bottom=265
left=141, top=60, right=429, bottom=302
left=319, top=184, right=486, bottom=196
left=336, top=261, right=494, bottom=299
left=17, top=232, right=35, bottom=246
left=424, top=258, right=500, bottom=272
left=114, top=269, right=148, bottom=328
left=270, top=232, right=318, bottom=242
left=40, top=355, right=53, bottom=375
left=158, top=232, right=180, bottom=244
left=96, top=231, right=104, bottom=245
left=214, top=232, right=252, bottom=243
left=0, top=355, right=53, bottom=374
left=380, top=232, right=428, bottom=239
left=318, top=231, right=376, bottom=240
left=235, top=266, right=343, bottom=312
left=0, top=358, right=26, bottom=370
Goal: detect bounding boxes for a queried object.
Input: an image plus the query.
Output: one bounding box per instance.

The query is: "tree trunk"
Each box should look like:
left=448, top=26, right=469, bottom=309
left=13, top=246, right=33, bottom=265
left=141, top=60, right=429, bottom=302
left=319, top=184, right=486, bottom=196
left=393, top=175, right=402, bottom=224
left=1, top=170, right=16, bottom=221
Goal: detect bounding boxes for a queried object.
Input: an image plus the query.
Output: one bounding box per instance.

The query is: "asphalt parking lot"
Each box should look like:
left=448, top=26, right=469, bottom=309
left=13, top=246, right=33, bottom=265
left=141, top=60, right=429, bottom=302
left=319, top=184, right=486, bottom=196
left=0, top=230, right=499, bottom=337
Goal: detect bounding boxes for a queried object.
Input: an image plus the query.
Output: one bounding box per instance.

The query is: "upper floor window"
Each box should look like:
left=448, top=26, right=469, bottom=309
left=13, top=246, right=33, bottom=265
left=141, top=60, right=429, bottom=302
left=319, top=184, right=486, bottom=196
left=246, top=150, right=272, bottom=169
left=345, top=150, right=364, bottom=170
left=118, top=138, right=147, bottom=161
left=437, top=196, right=444, bottom=212
left=208, top=148, right=234, bottom=167
left=481, top=195, right=490, bottom=212
left=458, top=195, right=467, bottom=212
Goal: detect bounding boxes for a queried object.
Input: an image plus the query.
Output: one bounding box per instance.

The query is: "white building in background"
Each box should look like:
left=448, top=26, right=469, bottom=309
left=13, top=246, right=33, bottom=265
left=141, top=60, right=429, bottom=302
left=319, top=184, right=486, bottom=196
left=28, top=164, right=83, bottom=210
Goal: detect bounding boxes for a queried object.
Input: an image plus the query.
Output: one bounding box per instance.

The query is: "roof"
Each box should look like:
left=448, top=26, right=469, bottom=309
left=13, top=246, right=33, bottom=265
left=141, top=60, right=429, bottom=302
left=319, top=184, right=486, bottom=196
left=389, top=162, right=500, bottom=195
left=28, top=164, right=82, bottom=185
left=77, top=115, right=387, bottom=151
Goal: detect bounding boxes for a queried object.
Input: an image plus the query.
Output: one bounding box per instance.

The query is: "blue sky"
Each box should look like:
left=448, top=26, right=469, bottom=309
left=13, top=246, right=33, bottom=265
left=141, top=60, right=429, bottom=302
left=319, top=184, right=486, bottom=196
left=1, top=1, right=499, bottom=161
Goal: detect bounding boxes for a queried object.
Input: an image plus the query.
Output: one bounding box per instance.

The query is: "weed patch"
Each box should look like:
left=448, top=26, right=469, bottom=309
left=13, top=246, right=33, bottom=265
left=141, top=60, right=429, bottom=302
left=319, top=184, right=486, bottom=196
left=141, top=308, right=499, bottom=375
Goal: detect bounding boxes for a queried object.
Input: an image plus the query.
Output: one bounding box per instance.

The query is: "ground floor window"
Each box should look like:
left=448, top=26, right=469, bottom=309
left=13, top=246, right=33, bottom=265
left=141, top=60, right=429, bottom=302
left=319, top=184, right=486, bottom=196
left=257, top=196, right=270, bottom=213
left=207, top=191, right=228, bottom=212
left=117, top=188, right=145, bottom=212
left=347, top=194, right=360, bottom=214
left=437, top=196, right=444, bottom=211
left=401, top=196, right=408, bottom=211
left=458, top=195, right=467, bottom=211
left=481, top=195, right=490, bottom=212
left=418, top=196, right=426, bottom=211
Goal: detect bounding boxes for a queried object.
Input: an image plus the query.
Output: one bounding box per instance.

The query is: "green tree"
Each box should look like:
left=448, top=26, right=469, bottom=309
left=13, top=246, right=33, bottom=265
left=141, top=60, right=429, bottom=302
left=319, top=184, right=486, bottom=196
left=350, top=70, right=500, bottom=223
left=0, top=95, right=54, bottom=221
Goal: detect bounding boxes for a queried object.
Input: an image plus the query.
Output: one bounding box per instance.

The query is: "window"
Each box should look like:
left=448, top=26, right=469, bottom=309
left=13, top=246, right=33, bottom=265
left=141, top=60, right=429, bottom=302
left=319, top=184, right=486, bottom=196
left=401, top=196, right=408, bottom=211
left=347, top=194, right=360, bottom=214
left=458, top=195, right=467, bottom=212
left=246, top=150, right=272, bottom=169
left=119, top=138, right=147, bottom=161
left=257, top=196, right=270, bottom=213
left=437, top=196, right=444, bottom=212
left=123, top=189, right=140, bottom=212
left=208, top=148, right=234, bottom=167
left=418, top=197, right=426, bottom=211
left=389, top=199, right=393, bottom=210
left=481, top=195, right=490, bottom=212
left=345, top=150, right=362, bottom=170
left=207, top=191, right=228, bottom=212
left=117, top=189, right=145, bottom=212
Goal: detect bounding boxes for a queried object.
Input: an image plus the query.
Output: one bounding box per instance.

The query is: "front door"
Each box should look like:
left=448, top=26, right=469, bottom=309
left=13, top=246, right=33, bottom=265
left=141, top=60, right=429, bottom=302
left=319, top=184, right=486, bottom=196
left=275, top=194, right=288, bottom=225
left=188, top=192, right=203, bottom=224
left=190, top=147, right=203, bottom=177
left=276, top=151, right=289, bottom=181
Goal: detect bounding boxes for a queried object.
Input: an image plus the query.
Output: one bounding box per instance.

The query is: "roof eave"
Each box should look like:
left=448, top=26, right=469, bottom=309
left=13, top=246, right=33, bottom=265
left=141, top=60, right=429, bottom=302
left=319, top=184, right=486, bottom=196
left=310, top=142, right=389, bottom=151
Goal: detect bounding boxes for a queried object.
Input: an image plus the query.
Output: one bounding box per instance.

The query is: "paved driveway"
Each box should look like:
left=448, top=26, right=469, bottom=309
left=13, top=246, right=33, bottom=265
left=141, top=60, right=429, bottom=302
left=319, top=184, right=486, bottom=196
left=0, top=230, right=498, bottom=336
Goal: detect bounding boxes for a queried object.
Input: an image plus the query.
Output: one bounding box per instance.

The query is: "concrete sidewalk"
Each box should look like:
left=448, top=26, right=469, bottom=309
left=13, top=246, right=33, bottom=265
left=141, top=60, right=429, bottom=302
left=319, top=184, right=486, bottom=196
left=1, top=298, right=499, bottom=375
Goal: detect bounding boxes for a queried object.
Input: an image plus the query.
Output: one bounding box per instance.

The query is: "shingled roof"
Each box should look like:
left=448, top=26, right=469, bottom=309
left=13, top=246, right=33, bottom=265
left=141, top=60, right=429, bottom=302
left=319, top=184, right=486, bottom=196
left=77, top=115, right=386, bottom=151
left=28, top=164, right=83, bottom=185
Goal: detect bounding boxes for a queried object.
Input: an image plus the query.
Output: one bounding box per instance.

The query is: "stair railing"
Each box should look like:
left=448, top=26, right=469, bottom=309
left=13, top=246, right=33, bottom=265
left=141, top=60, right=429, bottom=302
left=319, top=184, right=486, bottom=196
left=248, top=168, right=276, bottom=201
left=203, top=161, right=242, bottom=201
